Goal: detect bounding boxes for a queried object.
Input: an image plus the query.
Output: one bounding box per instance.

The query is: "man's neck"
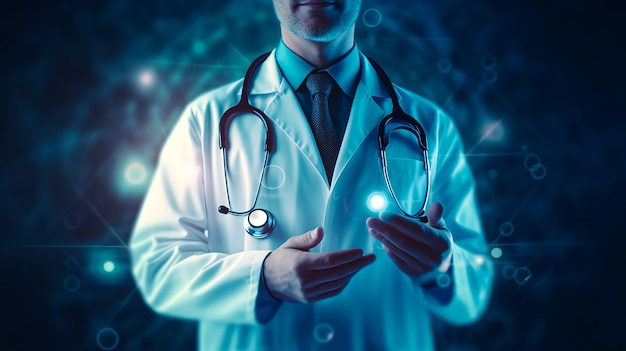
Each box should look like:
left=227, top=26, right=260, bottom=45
left=280, top=25, right=355, bottom=68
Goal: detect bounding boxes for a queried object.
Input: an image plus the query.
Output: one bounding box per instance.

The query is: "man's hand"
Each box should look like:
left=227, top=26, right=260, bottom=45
left=263, top=227, right=376, bottom=303
left=366, top=202, right=453, bottom=281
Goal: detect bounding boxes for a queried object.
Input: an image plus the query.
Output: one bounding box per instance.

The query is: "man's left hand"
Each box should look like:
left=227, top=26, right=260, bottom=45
left=366, top=202, right=453, bottom=281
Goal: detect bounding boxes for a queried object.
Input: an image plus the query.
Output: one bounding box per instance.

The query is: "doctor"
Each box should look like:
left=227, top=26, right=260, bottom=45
left=130, top=0, right=494, bottom=350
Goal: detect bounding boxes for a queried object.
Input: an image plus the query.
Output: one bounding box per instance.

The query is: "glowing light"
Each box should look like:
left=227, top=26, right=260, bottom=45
left=362, top=8, right=382, bottom=27
left=103, top=261, right=115, bottom=273
left=502, top=265, right=516, bottom=279
left=65, top=256, right=79, bottom=270
left=262, top=165, right=286, bottom=190
left=436, top=273, right=451, bottom=288
left=481, top=54, right=497, bottom=70
left=483, top=70, right=498, bottom=83
left=192, top=40, right=207, bottom=55
left=367, top=193, right=387, bottom=212
left=514, top=267, right=532, bottom=285
left=474, top=255, right=485, bottom=266
left=138, top=69, right=155, bottom=87
left=97, top=328, right=120, bottom=351
left=524, top=153, right=547, bottom=180
left=491, top=247, right=503, bottom=259
left=313, top=323, right=335, bottom=343
left=524, top=154, right=542, bottom=171
left=64, top=275, right=80, bottom=292
left=437, top=59, right=452, bottom=73
left=482, top=120, right=505, bottom=142
left=64, top=212, right=81, bottom=230
left=499, top=221, right=514, bottom=236
left=530, top=164, right=547, bottom=180
left=124, top=162, right=147, bottom=185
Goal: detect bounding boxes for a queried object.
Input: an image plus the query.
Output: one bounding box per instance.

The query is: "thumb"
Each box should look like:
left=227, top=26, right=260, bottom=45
left=427, top=202, right=446, bottom=229
left=282, top=227, right=324, bottom=251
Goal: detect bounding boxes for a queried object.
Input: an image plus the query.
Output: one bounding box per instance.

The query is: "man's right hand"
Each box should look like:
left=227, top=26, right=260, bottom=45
left=263, top=227, right=376, bottom=303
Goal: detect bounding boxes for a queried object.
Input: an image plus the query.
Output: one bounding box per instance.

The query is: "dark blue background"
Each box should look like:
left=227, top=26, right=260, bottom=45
left=2, top=0, right=624, bottom=350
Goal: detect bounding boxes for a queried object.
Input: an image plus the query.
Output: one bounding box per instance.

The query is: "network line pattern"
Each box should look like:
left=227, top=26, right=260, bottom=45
left=4, top=1, right=585, bottom=350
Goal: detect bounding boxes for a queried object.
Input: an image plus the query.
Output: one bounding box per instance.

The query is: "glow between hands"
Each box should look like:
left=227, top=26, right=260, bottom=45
left=366, top=202, right=453, bottom=280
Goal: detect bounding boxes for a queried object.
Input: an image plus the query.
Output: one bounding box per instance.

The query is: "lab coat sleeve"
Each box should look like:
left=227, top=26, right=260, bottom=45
left=129, top=103, right=270, bottom=325
left=415, top=109, right=494, bottom=325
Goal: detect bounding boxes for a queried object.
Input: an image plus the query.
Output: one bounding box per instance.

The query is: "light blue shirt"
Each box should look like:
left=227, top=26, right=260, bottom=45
left=275, top=40, right=361, bottom=139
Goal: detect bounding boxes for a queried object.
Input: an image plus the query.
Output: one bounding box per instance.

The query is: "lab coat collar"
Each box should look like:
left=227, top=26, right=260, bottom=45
left=357, top=53, right=392, bottom=100
left=331, top=52, right=394, bottom=189
left=241, top=49, right=397, bottom=189
left=240, top=49, right=282, bottom=96
left=248, top=50, right=329, bottom=183
left=240, top=49, right=392, bottom=100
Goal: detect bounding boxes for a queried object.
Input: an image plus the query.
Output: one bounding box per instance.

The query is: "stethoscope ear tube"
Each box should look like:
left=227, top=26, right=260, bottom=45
left=216, top=52, right=278, bottom=238
left=219, top=104, right=275, bottom=153
left=377, top=110, right=428, bottom=153
left=219, top=51, right=274, bottom=153
left=217, top=52, right=433, bottom=237
left=368, top=56, right=430, bottom=222
left=380, top=144, right=429, bottom=223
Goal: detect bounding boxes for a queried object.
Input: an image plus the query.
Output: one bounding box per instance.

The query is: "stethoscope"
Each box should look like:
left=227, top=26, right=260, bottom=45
left=217, top=51, right=430, bottom=239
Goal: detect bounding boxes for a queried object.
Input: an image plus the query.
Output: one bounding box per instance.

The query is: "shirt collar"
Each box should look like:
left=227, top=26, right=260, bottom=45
left=275, top=40, right=361, bottom=98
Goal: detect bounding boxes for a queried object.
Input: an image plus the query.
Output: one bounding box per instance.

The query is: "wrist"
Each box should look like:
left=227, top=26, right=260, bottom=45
left=261, top=251, right=282, bottom=301
left=256, top=252, right=283, bottom=324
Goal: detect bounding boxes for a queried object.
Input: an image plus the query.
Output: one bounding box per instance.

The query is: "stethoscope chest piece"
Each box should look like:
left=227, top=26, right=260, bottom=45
left=244, top=209, right=275, bottom=238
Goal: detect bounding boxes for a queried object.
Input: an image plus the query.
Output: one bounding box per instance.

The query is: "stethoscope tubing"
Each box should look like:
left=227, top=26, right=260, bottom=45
left=218, top=51, right=432, bottom=235
left=221, top=146, right=271, bottom=217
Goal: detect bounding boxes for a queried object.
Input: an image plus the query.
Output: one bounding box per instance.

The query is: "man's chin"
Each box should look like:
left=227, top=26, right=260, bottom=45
left=293, top=25, right=341, bottom=43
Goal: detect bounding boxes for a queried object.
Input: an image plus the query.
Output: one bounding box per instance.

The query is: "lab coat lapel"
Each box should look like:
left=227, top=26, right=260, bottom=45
left=247, top=51, right=328, bottom=184
left=331, top=53, right=391, bottom=189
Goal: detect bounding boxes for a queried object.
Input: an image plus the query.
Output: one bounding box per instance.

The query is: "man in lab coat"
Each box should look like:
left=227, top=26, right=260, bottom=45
left=130, top=1, right=494, bottom=350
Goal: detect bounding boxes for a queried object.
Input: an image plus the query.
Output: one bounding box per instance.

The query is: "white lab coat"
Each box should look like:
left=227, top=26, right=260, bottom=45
left=130, top=50, right=494, bottom=351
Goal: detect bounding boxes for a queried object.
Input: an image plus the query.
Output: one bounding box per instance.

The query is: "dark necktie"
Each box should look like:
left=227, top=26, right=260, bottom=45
left=305, top=71, right=341, bottom=184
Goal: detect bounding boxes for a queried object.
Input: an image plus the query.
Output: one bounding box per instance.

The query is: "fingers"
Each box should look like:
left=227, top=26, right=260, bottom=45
left=311, top=248, right=367, bottom=269
left=367, top=224, right=440, bottom=263
left=300, top=254, right=375, bottom=302
left=308, top=285, right=349, bottom=302
left=269, top=229, right=378, bottom=303
left=368, top=212, right=447, bottom=251
left=367, top=205, right=453, bottom=278
left=369, top=227, right=440, bottom=273
left=283, top=227, right=323, bottom=250
left=367, top=220, right=420, bottom=256
left=376, top=213, right=438, bottom=246
left=383, top=245, right=429, bottom=277
left=307, top=254, right=376, bottom=287
left=304, top=273, right=355, bottom=302
left=368, top=228, right=435, bottom=264
left=426, top=202, right=445, bottom=229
